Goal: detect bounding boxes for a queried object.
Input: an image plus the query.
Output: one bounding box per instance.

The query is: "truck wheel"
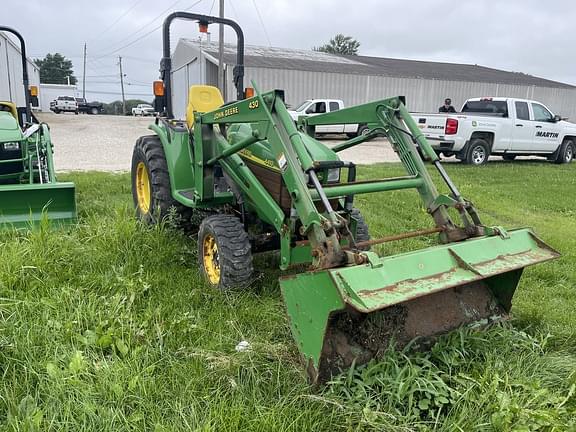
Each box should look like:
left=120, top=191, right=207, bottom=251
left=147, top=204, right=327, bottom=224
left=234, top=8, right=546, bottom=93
left=91, top=107, right=99, bottom=115
left=198, top=214, right=253, bottom=290
left=54, top=109, right=60, bottom=114
left=351, top=208, right=371, bottom=251
left=465, top=139, right=490, bottom=166
left=502, top=154, right=516, bottom=161
left=131, top=135, right=193, bottom=229
left=74, top=110, right=79, bottom=115
left=554, top=139, right=574, bottom=164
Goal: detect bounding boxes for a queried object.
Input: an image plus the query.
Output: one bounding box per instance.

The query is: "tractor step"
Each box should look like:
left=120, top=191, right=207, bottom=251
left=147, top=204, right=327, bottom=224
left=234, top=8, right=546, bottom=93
left=281, top=228, right=559, bottom=383
left=0, top=182, right=77, bottom=228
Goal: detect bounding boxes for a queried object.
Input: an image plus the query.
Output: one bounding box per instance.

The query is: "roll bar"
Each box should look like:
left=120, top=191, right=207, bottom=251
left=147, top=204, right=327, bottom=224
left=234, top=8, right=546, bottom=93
left=160, top=12, right=245, bottom=118
left=0, top=26, right=32, bottom=123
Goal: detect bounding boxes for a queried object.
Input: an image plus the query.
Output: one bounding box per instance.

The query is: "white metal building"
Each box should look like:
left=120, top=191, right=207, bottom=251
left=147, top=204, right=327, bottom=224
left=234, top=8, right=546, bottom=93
left=170, top=40, right=576, bottom=121
left=0, top=30, right=41, bottom=108
left=38, top=83, right=78, bottom=112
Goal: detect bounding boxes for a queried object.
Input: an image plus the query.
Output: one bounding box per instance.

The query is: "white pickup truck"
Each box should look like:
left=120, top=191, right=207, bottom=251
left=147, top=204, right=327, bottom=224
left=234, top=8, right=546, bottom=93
left=50, top=96, right=79, bottom=114
left=288, top=99, right=369, bottom=137
left=132, top=104, right=155, bottom=116
left=414, top=97, right=576, bottom=165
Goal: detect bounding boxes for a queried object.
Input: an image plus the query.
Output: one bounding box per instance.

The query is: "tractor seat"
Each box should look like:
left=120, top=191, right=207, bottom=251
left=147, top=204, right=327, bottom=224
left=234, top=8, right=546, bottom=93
left=186, top=85, right=224, bottom=129
left=0, top=101, right=18, bottom=121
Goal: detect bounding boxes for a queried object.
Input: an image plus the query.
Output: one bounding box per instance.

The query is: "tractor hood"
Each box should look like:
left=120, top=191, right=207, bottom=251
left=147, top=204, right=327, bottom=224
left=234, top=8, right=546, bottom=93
left=0, top=112, right=23, bottom=142
left=228, top=123, right=339, bottom=170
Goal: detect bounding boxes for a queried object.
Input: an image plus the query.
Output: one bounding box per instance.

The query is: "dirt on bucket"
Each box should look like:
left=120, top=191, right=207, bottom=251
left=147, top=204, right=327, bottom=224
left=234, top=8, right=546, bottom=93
left=315, top=281, right=505, bottom=383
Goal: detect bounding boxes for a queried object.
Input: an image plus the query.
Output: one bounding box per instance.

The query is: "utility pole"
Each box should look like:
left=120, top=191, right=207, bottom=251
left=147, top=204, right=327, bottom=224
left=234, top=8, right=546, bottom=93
left=82, top=43, right=87, bottom=99
left=118, top=56, right=126, bottom=115
left=218, top=0, right=225, bottom=99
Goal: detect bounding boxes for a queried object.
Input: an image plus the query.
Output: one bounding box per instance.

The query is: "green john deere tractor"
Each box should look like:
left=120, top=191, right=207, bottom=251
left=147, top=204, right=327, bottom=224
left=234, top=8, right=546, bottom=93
left=0, top=26, right=76, bottom=228
left=131, top=13, right=559, bottom=382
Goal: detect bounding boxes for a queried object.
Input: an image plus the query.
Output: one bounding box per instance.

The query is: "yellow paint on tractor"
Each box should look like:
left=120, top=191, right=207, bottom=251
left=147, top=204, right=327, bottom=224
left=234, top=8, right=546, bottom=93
left=202, top=233, right=221, bottom=284
left=135, top=162, right=151, bottom=213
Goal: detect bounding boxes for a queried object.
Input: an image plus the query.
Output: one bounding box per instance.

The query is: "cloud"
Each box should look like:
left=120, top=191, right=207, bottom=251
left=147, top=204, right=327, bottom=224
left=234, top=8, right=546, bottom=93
left=3, top=0, right=575, bottom=102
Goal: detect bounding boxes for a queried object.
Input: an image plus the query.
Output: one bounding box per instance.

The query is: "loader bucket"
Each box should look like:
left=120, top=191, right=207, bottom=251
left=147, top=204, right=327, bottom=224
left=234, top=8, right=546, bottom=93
left=281, top=228, right=559, bottom=383
left=0, top=182, right=77, bottom=228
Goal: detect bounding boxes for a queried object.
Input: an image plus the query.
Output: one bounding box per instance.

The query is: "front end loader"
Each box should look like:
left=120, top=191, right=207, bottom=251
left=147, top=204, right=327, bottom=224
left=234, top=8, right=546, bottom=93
left=0, top=26, right=76, bottom=228
left=131, top=13, right=559, bottom=382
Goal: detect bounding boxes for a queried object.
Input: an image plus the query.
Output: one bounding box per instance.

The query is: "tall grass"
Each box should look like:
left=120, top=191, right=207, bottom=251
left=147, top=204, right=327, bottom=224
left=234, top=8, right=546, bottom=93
left=0, top=162, right=574, bottom=430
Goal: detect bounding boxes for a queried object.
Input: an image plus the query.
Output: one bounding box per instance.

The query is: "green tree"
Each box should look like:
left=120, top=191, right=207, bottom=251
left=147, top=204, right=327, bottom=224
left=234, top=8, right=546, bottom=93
left=34, top=53, right=77, bottom=85
left=314, top=34, right=360, bottom=55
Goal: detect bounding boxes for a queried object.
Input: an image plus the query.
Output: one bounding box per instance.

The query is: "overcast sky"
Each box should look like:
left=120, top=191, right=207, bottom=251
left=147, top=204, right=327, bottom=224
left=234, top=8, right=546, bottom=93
left=3, top=0, right=575, bottom=102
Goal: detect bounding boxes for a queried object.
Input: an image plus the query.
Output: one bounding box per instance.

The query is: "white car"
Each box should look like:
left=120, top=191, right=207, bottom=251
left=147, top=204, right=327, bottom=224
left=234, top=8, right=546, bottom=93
left=414, top=97, right=576, bottom=165
left=50, top=96, right=78, bottom=114
left=288, top=99, right=368, bottom=137
left=132, top=104, right=155, bottom=116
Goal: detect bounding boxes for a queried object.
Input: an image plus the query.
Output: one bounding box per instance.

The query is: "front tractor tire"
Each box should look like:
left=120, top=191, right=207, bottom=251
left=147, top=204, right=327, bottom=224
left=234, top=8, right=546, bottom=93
left=131, top=135, right=192, bottom=229
left=198, top=215, right=253, bottom=290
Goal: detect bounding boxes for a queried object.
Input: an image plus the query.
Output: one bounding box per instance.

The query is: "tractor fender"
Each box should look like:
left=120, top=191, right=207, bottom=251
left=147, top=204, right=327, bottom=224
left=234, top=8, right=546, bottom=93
left=148, top=122, right=196, bottom=202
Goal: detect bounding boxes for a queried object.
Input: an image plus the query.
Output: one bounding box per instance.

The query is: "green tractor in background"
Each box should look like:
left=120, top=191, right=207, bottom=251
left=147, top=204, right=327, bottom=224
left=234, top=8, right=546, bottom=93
left=131, top=13, right=559, bottom=382
left=0, top=26, right=76, bottom=228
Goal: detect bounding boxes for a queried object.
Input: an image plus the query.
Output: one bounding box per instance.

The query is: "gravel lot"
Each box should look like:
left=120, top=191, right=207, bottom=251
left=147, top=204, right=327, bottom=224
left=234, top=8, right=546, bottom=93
left=36, top=112, right=400, bottom=171
left=36, top=112, right=536, bottom=171
left=37, top=112, right=152, bottom=171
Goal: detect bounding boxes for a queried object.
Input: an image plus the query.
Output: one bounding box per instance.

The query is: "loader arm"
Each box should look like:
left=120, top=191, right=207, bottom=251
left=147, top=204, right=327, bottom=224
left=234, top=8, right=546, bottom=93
left=302, top=99, right=486, bottom=241
left=196, top=89, right=346, bottom=270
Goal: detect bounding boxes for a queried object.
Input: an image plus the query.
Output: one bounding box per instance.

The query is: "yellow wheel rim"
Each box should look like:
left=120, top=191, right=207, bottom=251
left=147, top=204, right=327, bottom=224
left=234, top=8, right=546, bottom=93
left=203, top=234, right=220, bottom=285
left=135, top=161, right=151, bottom=213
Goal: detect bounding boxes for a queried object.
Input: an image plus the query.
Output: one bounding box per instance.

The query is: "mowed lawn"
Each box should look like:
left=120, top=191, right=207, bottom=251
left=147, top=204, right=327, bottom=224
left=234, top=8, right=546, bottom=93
left=0, top=161, right=575, bottom=431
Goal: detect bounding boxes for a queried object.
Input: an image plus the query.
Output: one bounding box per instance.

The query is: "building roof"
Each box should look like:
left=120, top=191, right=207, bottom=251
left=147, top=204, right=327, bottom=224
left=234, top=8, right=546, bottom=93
left=179, top=40, right=575, bottom=89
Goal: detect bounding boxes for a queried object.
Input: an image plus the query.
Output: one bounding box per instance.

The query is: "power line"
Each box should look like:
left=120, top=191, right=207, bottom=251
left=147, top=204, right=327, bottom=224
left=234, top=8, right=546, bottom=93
left=251, top=0, right=271, bottom=46
left=89, top=0, right=147, bottom=43
left=92, top=0, right=185, bottom=58
left=228, top=0, right=239, bottom=20
left=86, top=63, right=118, bottom=83
left=85, top=80, right=150, bottom=87
left=120, top=55, right=158, bottom=64
left=87, top=57, right=117, bottom=72
left=92, top=0, right=206, bottom=60
left=83, top=89, right=152, bottom=96
left=125, top=77, right=152, bottom=85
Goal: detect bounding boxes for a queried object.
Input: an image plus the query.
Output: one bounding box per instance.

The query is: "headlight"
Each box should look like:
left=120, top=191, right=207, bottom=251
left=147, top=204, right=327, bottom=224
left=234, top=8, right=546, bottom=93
left=327, top=168, right=340, bottom=183
left=2, top=142, right=20, bottom=151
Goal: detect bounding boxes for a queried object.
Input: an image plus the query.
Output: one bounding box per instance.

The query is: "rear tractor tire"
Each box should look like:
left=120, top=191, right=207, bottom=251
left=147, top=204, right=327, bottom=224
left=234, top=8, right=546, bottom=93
left=464, top=139, right=490, bottom=166
left=198, top=214, right=253, bottom=290
left=554, top=139, right=574, bottom=164
left=351, top=208, right=371, bottom=251
left=131, top=135, right=193, bottom=229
